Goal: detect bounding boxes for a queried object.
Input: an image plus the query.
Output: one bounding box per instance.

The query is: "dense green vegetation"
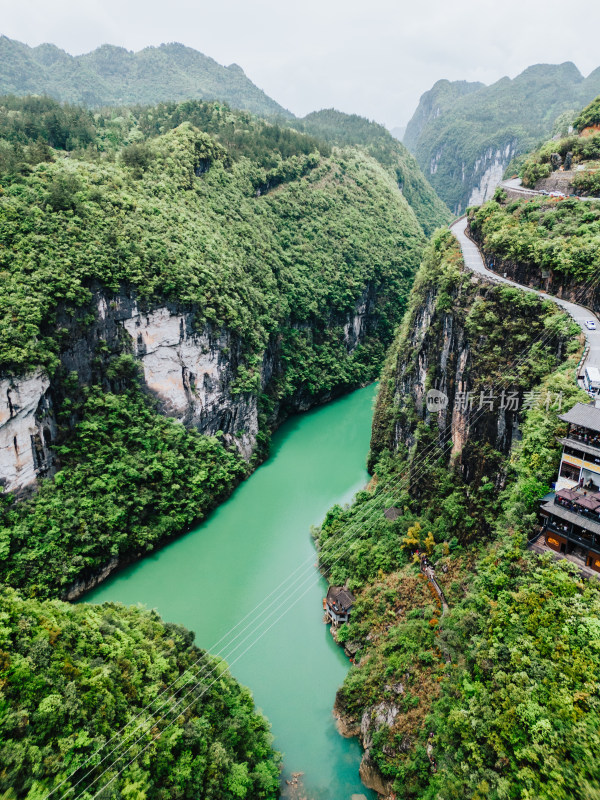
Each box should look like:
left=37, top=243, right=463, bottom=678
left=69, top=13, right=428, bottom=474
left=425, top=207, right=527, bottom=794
left=469, top=195, right=600, bottom=282
left=519, top=95, right=600, bottom=195
left=404, top=63, right=600, bottom=212
left=316, top=232, right=594, bottom=797
left=0, top=383, right=245, bottom=598
left=296, top=109, right=451, bottom=236
left=0, top=95, right=424, bottom=377
left=0, top=587, right=280, bottom=798
left=521, top=130, right=600, bottom=188
left=575, top=95, right=600, bottom=131
left=0, top=35, right=291, bottom=118
left=403, top=79, right=484, bottom=152
left=0, top=95, right=427, bottom=599
left=0, top=95, right=329, bottom=184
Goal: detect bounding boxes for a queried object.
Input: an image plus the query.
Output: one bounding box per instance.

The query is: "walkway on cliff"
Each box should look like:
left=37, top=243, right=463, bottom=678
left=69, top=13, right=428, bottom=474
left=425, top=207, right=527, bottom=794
left=450, top=216, right=600, bottom=370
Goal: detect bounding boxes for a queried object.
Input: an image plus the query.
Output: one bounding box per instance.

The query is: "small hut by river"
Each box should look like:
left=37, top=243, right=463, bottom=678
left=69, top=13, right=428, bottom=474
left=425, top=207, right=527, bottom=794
left=323, top=585, right=355, bottom=626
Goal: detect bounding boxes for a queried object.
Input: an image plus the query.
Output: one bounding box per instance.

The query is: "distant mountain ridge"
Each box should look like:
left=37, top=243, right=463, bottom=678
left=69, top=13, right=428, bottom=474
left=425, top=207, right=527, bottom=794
left=296, top=108, right=451, bottom=235
left=0, top=35, right=292, bottom=118
left=404, top=62, right=600, bottom=213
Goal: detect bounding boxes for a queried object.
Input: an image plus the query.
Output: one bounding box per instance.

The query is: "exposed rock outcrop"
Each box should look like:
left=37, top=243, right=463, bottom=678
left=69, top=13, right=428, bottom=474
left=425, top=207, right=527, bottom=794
left=377, top=276, right=521, bottom=483
left=123, top=307, right=259, bottom=459
left=0, top=281, right=379, bottom=494
left=357, top=704, right=398, bottom=797
left=0, top=370, right=56, bottom=495
left=467, top=141, right=518, bottom=206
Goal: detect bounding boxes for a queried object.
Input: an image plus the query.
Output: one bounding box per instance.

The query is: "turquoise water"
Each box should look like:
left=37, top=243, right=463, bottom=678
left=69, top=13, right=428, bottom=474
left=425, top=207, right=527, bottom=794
left=85, top=386, right=377, bottom=799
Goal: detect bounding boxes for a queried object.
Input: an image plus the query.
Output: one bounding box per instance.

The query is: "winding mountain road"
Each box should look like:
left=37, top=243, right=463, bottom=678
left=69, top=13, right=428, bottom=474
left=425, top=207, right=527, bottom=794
left=450, top=215, right=600, bottom=371
left=499, top=177, right=597, bottom=202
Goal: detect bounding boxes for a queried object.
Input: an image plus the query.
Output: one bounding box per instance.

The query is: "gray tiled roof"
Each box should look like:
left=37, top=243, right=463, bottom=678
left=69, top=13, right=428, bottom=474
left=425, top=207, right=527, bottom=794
left=559, top=438, right=600, bottom=458
left=559, top=402, right=600, bottom=433
left=541, top=502, right=600, bottom=537
left=326, top=586, right=355, bottom=610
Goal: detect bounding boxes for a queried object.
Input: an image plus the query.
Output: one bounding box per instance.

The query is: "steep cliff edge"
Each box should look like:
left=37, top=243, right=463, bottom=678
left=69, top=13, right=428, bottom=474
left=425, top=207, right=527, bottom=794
left=369, top=231, right=574, bottom=496
left=468, top=194, right=600, bottom=314
left=315, top=231, right=585, bottom=797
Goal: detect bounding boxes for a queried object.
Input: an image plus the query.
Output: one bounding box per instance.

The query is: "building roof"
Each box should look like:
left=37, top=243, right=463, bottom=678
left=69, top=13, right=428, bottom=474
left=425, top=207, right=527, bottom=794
left=556, top=488, right=580, bottom=501
left=384, top=506, right=402, bottom=521
left=541, top=502, right=600, bottom=537
left=559, top=437, right=600, bottom=457
left=559, top=402, right=600, bottom=434
left=326, top=586, right=355, bottom=610
left=577, top=494, right=600, bottom=510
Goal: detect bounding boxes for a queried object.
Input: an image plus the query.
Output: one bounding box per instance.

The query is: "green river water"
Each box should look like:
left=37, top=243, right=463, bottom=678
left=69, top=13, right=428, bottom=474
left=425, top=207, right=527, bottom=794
left=85, top=386, right=378, bottom=799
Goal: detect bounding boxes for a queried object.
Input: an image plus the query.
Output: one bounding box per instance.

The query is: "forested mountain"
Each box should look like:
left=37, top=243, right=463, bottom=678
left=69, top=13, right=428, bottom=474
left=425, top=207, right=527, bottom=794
left=296, top=109, right=451, bottom=235
left=0, top=35, right=291, bottom=117
left=317, top=179, right=600, bottom=795
left=0, top=587, right=281, bottom=797
left=0, top=95, right=426, bottom=599
left=404, top=62, right=600, bottom=213
left=403, top=78, right=483, bottom=151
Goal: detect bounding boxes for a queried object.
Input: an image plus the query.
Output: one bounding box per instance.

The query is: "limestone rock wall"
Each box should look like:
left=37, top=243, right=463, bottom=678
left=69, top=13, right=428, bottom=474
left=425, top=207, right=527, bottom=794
left=0, top=282, right=378, bottom=495
left=123, top=307, right=259, bottom=459
left=0, top=370, right=56, bottom=495
left=467, top=141, right=518, bottom=207
left=371, top=270, right=525, bottom=485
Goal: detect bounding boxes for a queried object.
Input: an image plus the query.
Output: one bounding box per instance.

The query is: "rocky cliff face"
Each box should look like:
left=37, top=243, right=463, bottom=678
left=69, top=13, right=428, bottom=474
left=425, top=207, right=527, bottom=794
left=372, top=278, right=519, bottom=485
left=469, top=225, right=600, bottom=313
left=467, top=140, right=518, bottom=206
left=0, top=370, right=56, bottom=496
left=370, top=234, right=569, bottom=489
left=0, top=283, right=378, bottom=496
left=421, top=137, right=518, bottom=215
left=122, top=306, right=260, bottom=459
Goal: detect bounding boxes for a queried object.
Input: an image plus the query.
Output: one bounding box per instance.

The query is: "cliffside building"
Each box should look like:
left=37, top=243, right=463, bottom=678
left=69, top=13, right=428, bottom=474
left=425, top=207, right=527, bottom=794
left=324, top=586, right=355, bottom=626
left=539, top=401, right=600, bottom=572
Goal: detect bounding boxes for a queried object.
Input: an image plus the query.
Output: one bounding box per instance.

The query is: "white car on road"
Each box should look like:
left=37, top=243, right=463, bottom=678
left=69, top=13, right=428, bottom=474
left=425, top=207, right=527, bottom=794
left=585, top=320, right=597, bottom=330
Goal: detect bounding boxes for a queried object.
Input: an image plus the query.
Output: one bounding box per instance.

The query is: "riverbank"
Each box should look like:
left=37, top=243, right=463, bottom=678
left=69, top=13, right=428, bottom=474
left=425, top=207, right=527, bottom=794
left=84, top=386, right=379, bottom=799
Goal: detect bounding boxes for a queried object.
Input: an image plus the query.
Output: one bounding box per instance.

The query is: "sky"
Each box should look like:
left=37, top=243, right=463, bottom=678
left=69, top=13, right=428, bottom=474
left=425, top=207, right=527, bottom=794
left=2, top=0, right=600, bottom=128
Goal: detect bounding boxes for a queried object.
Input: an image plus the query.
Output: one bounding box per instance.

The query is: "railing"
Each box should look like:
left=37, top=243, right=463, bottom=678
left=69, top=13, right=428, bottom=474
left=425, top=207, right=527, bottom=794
left=546, top=519, right=599, bottom=550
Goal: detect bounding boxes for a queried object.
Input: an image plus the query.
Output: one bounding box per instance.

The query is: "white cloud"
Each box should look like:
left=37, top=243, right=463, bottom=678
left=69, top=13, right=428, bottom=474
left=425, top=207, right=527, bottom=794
left=1, top=0, right=599, bottom=126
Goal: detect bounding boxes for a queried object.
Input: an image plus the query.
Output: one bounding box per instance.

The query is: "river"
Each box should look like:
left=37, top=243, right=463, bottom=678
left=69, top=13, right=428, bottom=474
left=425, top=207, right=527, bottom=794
left=85, top=386, right=378, bottom=800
